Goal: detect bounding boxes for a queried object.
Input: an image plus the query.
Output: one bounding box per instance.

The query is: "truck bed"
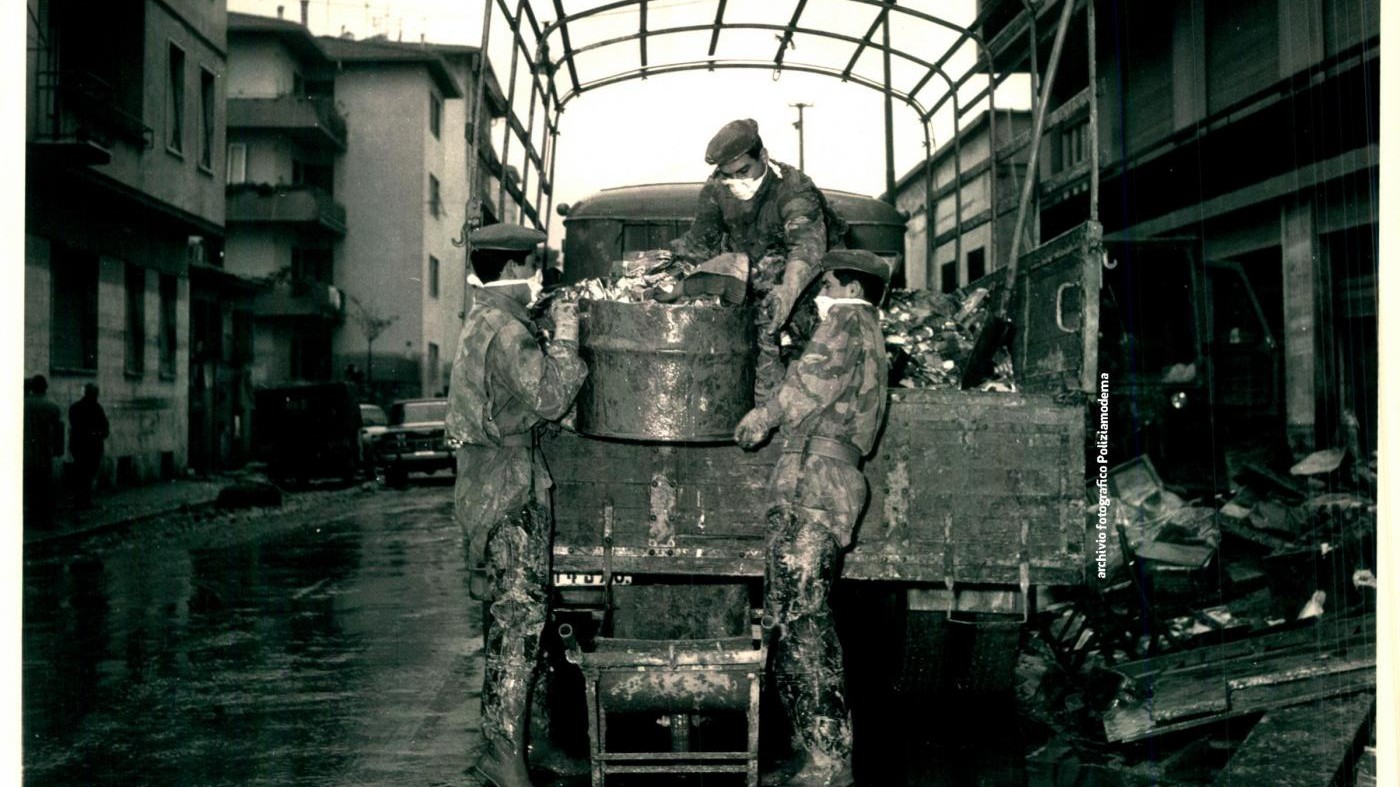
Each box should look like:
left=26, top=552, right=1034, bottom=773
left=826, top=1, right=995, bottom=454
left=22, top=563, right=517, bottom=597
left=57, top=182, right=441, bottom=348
left=545, top=388, right=1087, bottom=586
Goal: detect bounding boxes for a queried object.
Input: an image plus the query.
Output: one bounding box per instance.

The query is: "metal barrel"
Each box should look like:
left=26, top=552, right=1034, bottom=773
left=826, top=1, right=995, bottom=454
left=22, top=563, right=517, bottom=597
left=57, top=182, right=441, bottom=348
left=576, top=300, right=756, bottom=442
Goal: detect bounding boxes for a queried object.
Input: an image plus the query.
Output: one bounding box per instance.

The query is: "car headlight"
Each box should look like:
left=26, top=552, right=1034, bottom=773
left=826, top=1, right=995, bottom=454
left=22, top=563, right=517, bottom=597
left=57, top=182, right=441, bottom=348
left=1170, top=391, right=1189, bottom=410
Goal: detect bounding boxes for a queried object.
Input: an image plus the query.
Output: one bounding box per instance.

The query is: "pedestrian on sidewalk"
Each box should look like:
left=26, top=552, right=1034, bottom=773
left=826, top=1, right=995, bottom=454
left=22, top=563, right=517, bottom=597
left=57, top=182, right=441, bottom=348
left=68, top=383, right=109, bottom=508
left=446, top=223, right=587, bottom=787
left=24, top=375, right=64, bottom=529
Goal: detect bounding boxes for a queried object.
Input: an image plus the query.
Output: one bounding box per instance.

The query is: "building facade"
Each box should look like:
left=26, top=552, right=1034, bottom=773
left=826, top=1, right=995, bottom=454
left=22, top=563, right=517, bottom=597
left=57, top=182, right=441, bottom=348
left=224, top=13, right=525, bottom=410
left=891, top=110, right=1032, bottom=293
left=897, top=0, right=1379, bottom=456
left=225, top=12, right=348, bottom=390
left=25, top=0, right=227, bottom=487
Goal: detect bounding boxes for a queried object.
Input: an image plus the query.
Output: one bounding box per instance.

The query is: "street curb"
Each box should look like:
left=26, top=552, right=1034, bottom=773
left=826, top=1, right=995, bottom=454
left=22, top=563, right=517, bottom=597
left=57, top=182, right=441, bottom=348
left=23, top=480, right=381, bottom=557
left=23, top=498, right=223, bottom=553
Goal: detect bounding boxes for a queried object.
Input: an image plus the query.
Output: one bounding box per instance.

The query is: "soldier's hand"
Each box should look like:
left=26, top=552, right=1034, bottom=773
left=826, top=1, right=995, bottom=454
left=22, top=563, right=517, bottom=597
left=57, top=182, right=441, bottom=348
left=762, top=287, right=795, bottom=336
left=734, top=409, right=773, bottom=450
left=551, top=300, right=580, bottom=343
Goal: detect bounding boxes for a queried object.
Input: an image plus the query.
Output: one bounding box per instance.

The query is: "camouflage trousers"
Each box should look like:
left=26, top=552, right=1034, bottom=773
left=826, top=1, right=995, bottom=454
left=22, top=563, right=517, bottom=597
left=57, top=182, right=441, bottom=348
left=755, top=326, right=785, bottom=408
left=765, top=504, right=854, bottom=773
left=480, top=500, right=552, bottom=755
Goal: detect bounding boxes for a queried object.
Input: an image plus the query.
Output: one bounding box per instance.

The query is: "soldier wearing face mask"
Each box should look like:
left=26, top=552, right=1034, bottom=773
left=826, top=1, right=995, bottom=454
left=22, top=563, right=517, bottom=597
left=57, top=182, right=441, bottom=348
left=670, top=118, right=847, bottom=404
left=733, top=249, right=891, bottom=787
left=447, top=222, right=588, bottom=787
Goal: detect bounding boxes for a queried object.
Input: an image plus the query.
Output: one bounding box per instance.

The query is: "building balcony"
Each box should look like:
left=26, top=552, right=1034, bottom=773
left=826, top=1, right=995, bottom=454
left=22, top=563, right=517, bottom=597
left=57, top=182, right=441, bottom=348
left=253, top=280, right=345, bottom=322
left=227, top=183, right=347, bottom=236
left=28, top=69, right=153, bottom=166
left=228, top=96, right=347, bottom=150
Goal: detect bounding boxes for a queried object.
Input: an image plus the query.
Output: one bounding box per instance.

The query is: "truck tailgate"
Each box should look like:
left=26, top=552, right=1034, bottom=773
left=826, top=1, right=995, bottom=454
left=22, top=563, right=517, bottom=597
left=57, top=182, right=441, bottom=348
left=546, top=389, right=1085, bottom=586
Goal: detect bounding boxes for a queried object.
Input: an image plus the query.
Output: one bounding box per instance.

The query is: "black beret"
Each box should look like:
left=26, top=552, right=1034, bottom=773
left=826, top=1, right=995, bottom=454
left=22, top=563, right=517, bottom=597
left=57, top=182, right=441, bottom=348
left=470, top=223, right=546, bottom=251
left=705, top=118, right=761, bottom=166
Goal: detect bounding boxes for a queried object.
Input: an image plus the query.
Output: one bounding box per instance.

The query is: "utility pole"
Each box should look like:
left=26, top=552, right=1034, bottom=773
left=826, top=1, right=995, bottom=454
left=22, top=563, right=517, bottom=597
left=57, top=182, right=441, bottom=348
left=789, top=102, right=813, bottom=171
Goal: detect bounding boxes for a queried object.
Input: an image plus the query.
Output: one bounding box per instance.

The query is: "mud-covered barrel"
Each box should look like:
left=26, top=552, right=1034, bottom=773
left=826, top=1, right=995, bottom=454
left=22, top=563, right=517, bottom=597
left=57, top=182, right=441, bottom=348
left=575, top=300, right=756, bottom=441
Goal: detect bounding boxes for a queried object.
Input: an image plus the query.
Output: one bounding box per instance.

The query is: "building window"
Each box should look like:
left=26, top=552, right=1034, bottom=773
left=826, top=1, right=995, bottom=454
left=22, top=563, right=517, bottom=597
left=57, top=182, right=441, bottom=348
left=159, top=273, right=178, bottom=378
left=198, top=67, right=216, bottom=171
left=1057, top=118, right=1088, bottom=173
left=940, top=260, right=958, bottom=294
left=427, top=342, right=440, bottom=394
left=125, top=263, right=146, bottom=375
left=51, top=245, right=100, bottom=372
left=429, top=174, right=442, bottom=217
left=966, top=247, right=987, bottom=283
left=232, top=311, right=254, bottom=364
left=428, top=255, right=440, bottom=298
left=430, top=93, right=442, bottom=139
left=292, top=247, right=333, bottom=285
left=167, top=42, right=186, bottom=155
left=192, top=298, right=221, bottom=362
left=226, top=142, right=247, bottom=183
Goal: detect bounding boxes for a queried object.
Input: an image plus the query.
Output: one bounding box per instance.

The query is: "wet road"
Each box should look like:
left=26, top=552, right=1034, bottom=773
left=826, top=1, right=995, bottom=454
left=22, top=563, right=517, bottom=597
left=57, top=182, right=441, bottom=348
left=24, top=481, right=1039, bottom=787
left=23, top=482, right=485, bottom=787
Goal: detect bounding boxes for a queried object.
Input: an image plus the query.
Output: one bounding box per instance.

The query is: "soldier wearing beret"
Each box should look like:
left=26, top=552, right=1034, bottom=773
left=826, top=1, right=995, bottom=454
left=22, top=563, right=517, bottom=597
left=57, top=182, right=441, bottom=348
left=447, top=223, right=588, bottom=787
left=734, top=250, right=891, bottom=787
left=670, top=118, right=847, bottom=404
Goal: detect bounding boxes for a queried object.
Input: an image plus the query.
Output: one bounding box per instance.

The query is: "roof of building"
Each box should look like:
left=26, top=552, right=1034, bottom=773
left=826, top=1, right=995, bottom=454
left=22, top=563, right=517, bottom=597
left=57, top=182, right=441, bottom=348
left=318, top=36, right=464, bottom=98
left=228, top=11, right=330, bottom=64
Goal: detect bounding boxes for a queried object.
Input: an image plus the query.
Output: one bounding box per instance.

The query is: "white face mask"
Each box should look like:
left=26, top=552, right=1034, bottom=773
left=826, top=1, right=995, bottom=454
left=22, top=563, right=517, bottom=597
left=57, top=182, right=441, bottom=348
left=483, top=268, right=544, bottom=305
left=523, top=268, right=544, bottom=305
left=723, top=168, right=765, bottom=201
left=814, top=295, right=869, bottom=320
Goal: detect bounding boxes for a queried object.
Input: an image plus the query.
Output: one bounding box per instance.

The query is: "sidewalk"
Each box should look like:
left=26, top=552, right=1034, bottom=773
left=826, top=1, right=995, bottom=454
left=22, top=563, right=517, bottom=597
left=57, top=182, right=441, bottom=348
left=25, top=477, right=229, bottom=548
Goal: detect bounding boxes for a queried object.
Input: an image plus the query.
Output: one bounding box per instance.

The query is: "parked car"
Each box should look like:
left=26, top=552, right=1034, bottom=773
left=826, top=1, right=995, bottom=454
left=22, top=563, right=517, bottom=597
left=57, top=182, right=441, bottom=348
left=376, top=398, right=453, bottom=486
left=254, top=382, right=363, bottom=486
left=358, top=403, right=389, bottom=468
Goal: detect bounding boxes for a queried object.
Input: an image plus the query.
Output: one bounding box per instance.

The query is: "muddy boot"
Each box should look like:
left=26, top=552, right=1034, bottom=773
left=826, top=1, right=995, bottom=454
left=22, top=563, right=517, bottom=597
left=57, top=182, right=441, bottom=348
left=475, top=654, right=537, bottom=787
left=473, top=730, right=534, bottom=787
left=764, top=750, right=854, bottom=787
left=785, top=759, right=854, bottom=787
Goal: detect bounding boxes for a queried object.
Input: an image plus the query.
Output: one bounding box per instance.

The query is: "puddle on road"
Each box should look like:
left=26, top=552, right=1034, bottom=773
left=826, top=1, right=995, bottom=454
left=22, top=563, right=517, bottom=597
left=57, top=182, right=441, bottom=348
left=23, top=496, right=475, bottom=787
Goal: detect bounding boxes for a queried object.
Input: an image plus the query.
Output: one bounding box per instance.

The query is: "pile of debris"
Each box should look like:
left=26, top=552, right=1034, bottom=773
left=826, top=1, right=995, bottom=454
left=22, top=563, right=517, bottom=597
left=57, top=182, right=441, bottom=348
left=1021, top=441, right=1378, bottom=785
left=544, top=250, right=723, bottom=307
left=880, top=287, right=1015, bottom=390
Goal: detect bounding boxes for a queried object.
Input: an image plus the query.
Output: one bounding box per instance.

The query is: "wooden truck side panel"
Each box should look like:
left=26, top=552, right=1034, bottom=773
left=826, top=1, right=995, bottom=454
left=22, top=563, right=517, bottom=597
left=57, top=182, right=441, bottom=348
left=546, top=389, right=1086, bottom=585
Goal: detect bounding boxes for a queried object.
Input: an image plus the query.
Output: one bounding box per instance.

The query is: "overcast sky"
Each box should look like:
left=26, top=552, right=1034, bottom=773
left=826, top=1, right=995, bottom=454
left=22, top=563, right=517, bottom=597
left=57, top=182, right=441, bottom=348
left=229, top=0, right=1030, bottom=239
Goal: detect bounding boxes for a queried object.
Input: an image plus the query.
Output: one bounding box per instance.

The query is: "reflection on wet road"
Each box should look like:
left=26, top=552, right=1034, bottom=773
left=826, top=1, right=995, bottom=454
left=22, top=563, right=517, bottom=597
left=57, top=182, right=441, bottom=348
left=24, top=485, right=481, bottom=787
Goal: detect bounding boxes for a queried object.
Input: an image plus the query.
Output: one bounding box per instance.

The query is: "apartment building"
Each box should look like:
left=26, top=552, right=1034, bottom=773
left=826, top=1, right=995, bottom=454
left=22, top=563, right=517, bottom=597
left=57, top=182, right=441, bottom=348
left=25, top=0, right=227, bottom=486
left=225, top=11, right=348, bottom=388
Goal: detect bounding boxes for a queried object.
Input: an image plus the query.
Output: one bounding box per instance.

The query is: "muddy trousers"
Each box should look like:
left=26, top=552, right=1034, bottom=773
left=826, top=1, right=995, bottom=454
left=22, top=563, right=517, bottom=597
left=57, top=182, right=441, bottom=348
left=480, top=501, right=552, bottom=758
left=765, top=507, right=854, bottom=773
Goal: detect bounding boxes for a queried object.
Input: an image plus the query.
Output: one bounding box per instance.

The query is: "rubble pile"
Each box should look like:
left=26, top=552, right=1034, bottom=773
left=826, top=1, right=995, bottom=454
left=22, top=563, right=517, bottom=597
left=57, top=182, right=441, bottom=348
left=1018, top=445, right=1377, bottom=784
left=880, top=287, right=1015, bottom=390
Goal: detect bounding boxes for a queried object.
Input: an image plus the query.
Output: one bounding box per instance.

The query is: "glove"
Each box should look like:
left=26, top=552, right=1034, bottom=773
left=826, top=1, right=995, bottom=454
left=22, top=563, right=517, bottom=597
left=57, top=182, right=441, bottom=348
left=764, top=256, right=818, bottom=334
left=551, top=300, right=579, bottom=343
left=762, top=284, right=798, bottom=336
left=734, top=408, right=774, bottom=450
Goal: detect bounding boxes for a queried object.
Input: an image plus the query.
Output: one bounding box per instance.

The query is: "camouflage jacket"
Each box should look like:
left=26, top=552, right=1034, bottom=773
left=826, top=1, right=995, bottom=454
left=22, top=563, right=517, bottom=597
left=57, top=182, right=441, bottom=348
left=446, top=286, right=588, bottom=564
left=755, top=302, right=888, bottom=547
left=670, top=160, right=845, bottom=292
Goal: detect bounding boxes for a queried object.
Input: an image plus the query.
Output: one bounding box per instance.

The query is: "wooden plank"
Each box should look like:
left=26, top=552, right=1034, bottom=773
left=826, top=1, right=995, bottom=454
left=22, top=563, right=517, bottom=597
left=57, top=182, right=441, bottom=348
left=1110, top=613, right=1377, bottom=682
left=1213, top=693, right=1373, bottom=786
left=1106, top=669, right=1374, bottom=744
